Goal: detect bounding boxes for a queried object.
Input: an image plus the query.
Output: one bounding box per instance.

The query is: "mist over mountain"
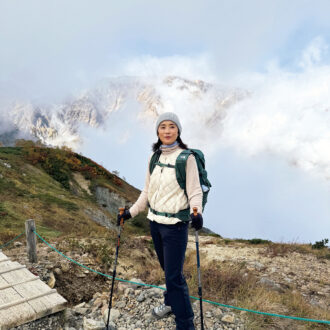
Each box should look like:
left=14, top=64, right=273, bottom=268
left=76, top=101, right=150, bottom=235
left=0, top=76, right=247, bottom=149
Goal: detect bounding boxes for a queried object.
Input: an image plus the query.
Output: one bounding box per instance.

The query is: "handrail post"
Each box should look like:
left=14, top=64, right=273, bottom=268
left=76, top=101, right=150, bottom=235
left=25, top=219, right=37, bottom=263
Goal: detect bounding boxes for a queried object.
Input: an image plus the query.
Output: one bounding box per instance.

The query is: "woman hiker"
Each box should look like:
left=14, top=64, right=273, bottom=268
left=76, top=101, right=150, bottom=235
left=118, top=112, right=203, bottom=330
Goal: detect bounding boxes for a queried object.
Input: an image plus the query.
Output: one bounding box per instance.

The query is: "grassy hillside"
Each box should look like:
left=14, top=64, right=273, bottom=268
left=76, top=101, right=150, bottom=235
left=0, top=143, right=147, bottom=244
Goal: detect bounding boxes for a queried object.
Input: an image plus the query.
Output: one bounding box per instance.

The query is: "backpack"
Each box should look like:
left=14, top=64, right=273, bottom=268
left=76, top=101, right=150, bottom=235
left=149, top=149, right=211, bottom=213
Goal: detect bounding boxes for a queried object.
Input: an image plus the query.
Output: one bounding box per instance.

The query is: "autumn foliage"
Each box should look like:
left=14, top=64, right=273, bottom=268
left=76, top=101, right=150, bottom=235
left=18, top=140, right=116, bottom=189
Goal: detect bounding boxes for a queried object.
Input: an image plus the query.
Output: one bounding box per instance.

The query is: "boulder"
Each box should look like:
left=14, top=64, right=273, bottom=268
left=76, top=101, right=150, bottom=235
left=221, top=314, right=235, bottom=323
left=103, top=308, right=120, bottom=323
left=83, top=317, right=105, bottom=330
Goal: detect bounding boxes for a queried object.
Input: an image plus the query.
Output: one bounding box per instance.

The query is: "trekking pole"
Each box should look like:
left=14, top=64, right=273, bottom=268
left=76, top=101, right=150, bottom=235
left=193, top=207, right=204, bottom=330
left=105, top=207, right=125, bottom=330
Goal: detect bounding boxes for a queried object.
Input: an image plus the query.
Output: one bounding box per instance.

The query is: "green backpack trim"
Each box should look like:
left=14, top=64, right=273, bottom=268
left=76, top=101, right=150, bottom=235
left=149, top=206, right=190, bottom=222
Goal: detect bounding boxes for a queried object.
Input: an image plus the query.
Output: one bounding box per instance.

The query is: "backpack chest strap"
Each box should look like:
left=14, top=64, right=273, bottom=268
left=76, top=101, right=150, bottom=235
left=155, top=162, right=175, bottom=169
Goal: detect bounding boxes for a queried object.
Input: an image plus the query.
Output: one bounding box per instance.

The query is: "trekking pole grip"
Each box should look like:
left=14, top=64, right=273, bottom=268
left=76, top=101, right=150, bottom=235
left=119, top=207, right=125, bottom=226
left=193, top=207, right=198, bottom=216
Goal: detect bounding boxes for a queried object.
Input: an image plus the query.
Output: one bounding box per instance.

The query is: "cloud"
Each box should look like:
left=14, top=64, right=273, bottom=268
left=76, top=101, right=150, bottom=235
left=1, top=0, right=330, bottom=101
left=219, top=37, right=330, bottom=181
left=298, top=36, right=329, bottom=69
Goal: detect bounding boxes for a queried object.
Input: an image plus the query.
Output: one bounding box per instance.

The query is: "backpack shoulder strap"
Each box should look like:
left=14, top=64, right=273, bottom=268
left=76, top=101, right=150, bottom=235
left=190, top=149, right=212, bottom=189
left=149, top=151, right=161, bottom=175
left=175, top=149, right=193, bottom=191
left=190, top=149, right=205, bottom=167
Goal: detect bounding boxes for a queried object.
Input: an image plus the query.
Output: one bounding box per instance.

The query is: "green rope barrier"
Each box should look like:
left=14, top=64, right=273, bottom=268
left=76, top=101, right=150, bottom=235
left=34, top=230, right=330, bottom=325
left=0, top=231, right=25, bottom=249
left=34, top=230, right=162, bottom=289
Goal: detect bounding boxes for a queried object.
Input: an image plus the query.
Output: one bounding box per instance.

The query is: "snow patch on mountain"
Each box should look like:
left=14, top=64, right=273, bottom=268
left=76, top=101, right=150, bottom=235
left=1, top=76, right=246, bottom=149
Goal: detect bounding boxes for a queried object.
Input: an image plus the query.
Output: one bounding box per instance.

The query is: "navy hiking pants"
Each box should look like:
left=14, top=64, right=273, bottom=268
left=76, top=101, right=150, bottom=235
left=149, top=220, right=195, bottom=330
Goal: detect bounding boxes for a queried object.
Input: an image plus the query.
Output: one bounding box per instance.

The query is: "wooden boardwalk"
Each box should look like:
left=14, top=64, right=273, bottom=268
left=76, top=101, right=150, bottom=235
left=0, top=251, right=67, bottom=330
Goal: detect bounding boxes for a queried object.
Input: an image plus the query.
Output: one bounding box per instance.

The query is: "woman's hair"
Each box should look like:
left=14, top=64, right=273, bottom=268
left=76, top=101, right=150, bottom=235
left=152, top=136, right=188, bottom=152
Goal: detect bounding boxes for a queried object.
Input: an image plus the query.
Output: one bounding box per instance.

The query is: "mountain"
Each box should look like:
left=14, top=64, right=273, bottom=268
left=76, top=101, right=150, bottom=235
left=0, top=76, right=248, bottom=149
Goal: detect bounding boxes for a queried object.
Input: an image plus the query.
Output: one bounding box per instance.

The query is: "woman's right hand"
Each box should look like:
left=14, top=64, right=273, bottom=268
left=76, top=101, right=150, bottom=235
left=117, top=209, right=132, bottom=226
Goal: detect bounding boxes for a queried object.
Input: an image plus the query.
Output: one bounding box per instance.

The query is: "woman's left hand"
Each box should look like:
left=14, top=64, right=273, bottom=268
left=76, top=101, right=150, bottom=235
left=190, top=212, right=203, bottom=230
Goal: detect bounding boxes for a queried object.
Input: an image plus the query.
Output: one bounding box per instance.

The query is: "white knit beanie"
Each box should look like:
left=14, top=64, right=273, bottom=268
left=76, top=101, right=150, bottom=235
left=155, top=112, right=182, bottom=135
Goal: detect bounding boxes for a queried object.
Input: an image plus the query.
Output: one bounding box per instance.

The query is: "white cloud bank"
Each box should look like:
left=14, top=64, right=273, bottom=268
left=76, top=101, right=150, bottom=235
left=117, top=37, right=330, bottom=184
left=219, top=37, right=330, bottom=182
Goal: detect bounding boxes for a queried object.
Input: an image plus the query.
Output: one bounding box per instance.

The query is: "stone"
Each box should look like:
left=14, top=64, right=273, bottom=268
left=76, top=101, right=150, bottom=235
left=101, top=304, right=108, bottom=315
left=214, top=308, right=223, bottom=317
left=47, top=272, right=56, bottom=288
left=75, top=307, right=89, bottom=315
left=117, top=281, right=128, bottom=292
left=60, top=261, right=70, bottom=272
left=259, top=277, right=283, bottom=292
left=205, top=311, right=213, bottom=318
left=127, top=278, right=144, bottom=289
left=93, top=298, right=103, bottom=308
left=135, top=320, right=142, bottom=327
left=54, top=267, right=62, bottom=275
left=124, top=288, right=134, bottom=296
left=83, top=317, right=105, bottom=330
left=103, top=308, right=120, bottom=323
left=136, top=293, right=145, bottom=302
left=63, top=308, right=75, bottom=321
left=103, top=321, right=117, bottom=330
left=93, top=292, right=101, bottom=299
left=144, top=313, right=153, bottom=320
left=77, top=272, right=87, bottom=278
left=252, top=261, right=264, bottom=270
left=115, top=301, right=126, bottom=308
left=148, top=288, right=163, bottom=298
left=76, top=302, right=87, bottom=308
left=14, top=241, right=23, bottom=247
left=221, top=314, right=235, bottom=323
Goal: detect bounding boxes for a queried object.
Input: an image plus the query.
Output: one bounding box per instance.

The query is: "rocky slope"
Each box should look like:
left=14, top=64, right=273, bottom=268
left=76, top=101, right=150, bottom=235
left=4, top=234, right=330, bottom=330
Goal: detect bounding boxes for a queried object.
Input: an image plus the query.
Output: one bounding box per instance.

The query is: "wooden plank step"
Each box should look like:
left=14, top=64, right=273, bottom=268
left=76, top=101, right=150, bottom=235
left=0, top=302, right=35, bottom=330
left=1, top=268, right=36, bottom=284
left=0, top=276, right=8, bottom=288
left=0, top=251, right=67, bottom=329
left=0, top=266, right=26, bottom=275
left=15, top=280, right=67, bottom=319
left=0, top=287, right=22, bottom=306
left=0, top=277, right=39, bottom=291
left=0, top=252, right=8, bottom=261
left=0, top=260, right=22, bottom=272
left=0, top=289, right=57, bottom=310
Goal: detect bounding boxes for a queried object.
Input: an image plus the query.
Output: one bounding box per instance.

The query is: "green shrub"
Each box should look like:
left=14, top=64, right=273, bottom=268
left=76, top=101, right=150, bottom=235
left=248, top=238, right=272, bottom=245
left=312, top=238, right=329, bottom=249
left=0, top=147, right=22, bottom=155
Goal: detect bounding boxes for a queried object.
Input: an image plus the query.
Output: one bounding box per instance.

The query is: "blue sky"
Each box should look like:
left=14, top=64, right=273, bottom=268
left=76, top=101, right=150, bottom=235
left=1, top=0, right=330, bottom=242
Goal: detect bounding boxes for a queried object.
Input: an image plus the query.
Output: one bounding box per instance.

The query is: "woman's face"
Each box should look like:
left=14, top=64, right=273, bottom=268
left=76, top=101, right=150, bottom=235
left=157, top=120, right=179, bottom=145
